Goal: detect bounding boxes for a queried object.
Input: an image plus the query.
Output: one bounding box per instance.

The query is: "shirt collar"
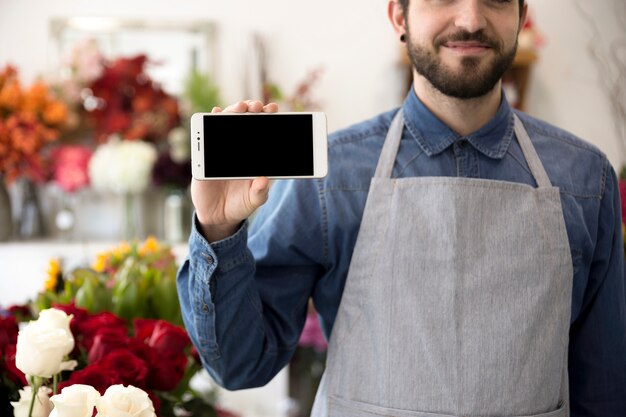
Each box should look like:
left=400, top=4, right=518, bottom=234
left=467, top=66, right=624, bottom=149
left=401, top=89, right=515, bottom=159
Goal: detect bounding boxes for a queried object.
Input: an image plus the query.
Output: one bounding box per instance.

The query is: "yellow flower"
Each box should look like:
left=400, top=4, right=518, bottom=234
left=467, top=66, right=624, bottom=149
left=139, top=236, right=159, bottom=256
left=44, top=258, right=61, bottom=292
left=113, top=242, right=131, bottom=258
left=92, top=253, right=107, bottom=273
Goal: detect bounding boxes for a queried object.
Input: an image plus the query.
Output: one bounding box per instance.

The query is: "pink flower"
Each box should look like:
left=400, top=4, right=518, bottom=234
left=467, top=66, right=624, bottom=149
left=298, top=310, right=327, bottom=352
left=51, top=145, right=92, bottom=193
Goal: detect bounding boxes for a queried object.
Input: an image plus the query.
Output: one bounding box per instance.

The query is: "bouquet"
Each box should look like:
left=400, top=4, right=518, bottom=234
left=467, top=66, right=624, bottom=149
left=0, top=65, right=69, bottom=183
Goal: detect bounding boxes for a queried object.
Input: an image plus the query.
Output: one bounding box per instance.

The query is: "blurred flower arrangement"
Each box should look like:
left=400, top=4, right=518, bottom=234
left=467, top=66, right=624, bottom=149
left=0, top=236, right=233, bottom=417
left=49, top=146, right=93, bottom=194
left=0, top=65, right=69, bottom=184
left=37, top=236, right=181, bottom=326
left=84, top=54, right=180, bottom=144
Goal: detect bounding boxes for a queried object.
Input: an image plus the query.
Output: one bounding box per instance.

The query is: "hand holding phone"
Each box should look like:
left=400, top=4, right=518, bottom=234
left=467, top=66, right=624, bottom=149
left=190, top=101, right=278, bottom=242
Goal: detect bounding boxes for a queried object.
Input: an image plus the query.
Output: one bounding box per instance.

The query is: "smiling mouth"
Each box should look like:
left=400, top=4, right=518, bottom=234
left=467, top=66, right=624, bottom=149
left=442, top=41, right=492, bottom=55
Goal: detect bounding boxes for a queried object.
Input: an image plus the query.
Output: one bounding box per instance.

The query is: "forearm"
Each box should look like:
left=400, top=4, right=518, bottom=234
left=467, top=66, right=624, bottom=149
left=176, top=216, right=311, bottom=389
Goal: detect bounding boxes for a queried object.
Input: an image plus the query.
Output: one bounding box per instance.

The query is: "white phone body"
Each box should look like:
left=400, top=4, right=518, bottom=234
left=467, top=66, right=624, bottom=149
left=191, top=111, right=328, bottom=180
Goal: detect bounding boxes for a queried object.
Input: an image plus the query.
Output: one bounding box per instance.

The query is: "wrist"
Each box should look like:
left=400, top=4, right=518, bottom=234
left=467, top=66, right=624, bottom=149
left=196, top=218, right=241, bottom=243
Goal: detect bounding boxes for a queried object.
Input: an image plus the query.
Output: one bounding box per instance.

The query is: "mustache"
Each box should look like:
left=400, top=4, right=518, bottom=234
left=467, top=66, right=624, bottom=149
left=435, top=31, right=500, bottom=50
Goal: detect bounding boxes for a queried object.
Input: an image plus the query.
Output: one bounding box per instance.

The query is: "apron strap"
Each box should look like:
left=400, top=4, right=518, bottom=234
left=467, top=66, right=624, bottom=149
left=513, top=115, right=553, bottom=188
left=374, top=109, right=405, bottom=179
left=374, top=110, right=553, bottom=188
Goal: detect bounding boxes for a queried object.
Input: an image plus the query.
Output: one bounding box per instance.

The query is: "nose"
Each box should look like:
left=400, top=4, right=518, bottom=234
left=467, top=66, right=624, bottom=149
left=454, top=0, right=487, bottom=33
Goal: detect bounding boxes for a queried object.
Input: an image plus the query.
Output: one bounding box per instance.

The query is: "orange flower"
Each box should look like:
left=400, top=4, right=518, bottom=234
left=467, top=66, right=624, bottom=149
left=43, top=100, right=68, bottom=126
left=22, top=81, right=48, bottom=113
left=0, top=78, right=23, bottom=111
left=0, top=65, right=66, bottom=183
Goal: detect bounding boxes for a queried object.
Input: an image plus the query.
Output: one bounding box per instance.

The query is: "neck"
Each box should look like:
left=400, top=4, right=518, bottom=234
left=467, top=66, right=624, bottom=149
left=413, top=74, right=503, bottom=137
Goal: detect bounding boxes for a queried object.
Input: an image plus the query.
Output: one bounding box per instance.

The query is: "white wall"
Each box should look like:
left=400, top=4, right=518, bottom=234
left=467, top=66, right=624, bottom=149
left=526, top=0, right=626, bottom=171
left=1, top=0, right=623, bottom=167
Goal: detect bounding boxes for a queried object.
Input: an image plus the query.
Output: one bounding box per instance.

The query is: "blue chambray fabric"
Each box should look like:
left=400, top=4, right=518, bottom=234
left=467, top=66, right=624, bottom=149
left=177, top=90, right=626, bottom=416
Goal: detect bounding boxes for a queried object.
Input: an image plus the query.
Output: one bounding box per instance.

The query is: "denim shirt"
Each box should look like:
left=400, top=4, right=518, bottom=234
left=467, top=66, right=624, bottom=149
left=177, top=90, right=626, bottom=416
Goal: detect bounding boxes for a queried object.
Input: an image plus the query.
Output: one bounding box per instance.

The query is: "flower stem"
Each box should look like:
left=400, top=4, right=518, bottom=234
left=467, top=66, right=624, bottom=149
left=27, top=376, right=40, bottom=417
left=53, top=373, right=59, bottom=395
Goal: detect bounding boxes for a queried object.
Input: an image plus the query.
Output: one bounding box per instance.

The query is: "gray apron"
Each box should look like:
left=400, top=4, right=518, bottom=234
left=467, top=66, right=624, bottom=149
left=311, top=110, right=573, bottom=417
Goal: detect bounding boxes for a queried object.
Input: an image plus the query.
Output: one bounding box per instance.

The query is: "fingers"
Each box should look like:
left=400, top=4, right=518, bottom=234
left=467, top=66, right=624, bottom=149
left=222, top=100, right=279, bottom=113
left=263, top=102, right=278, bottom=113
left=249, top=177, right=270, bottom=207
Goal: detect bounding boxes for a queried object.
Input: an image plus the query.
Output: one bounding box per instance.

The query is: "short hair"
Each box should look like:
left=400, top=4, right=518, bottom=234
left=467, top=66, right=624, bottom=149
left=398, top=0, right=525, bottom=18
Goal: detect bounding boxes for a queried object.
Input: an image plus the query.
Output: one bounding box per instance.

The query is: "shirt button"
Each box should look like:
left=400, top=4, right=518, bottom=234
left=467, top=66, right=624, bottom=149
left=202, top=303, right=210, bottom=312
left=203, top=253, right=214, bottom=264
left=457, top=140, right=467, bottom=149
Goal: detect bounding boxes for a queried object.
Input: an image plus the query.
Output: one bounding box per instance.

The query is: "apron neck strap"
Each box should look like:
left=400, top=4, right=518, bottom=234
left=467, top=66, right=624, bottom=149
left=374, top=109, right=553, bottom=188
left=513, top=114, right=552, bottom=187
left=374, top=109, right=405, bottom=178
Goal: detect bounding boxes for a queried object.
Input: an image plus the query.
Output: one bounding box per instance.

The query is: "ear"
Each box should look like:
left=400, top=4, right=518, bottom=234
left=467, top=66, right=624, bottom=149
left=388, top=0, right=406, bottom=39
left=518, top=2, right=529, bottom=34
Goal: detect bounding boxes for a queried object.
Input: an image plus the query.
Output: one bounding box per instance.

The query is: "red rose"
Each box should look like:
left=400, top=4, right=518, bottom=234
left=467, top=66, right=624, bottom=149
left=147, top=321, right=190, bottom=358
left=77, top=311, right=126, bottom=351
left=133, top=318, right=159, bottom=342
left=146, top=353, right=187, bottom=391
left=127, top=338, right=158, bottom=365
left=97, top=349, right=149, bottom=388
left=0, top=315, right=18, bottom=349
left=88, top=327, right=129, bottom=363
left=2, top=344, right=27, bottom=387
left=7, top=305, right=32, bottom=322
left=59, top=364, right=121, bottom=395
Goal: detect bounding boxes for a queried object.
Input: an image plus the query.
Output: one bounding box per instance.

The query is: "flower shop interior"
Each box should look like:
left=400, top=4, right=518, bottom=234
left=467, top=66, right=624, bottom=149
left=0, top=1, right=624, bottom=417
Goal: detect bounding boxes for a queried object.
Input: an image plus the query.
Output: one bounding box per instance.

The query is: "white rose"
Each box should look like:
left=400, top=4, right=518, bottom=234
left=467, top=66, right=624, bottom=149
left=49, top=384, right=100, bottom=417
left=36, top=309, right=74, bottom=340
left=11, top=386, right=53, bottom=417
left=89, top=138, right=157, bottom=195
left=96, top=385, right=155, bottom=417
left=15, top=309, right=77, bottom=378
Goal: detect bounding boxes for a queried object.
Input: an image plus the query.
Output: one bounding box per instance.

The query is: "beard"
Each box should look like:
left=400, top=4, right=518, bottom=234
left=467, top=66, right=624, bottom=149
left=406, top=29, right=518, bottom=99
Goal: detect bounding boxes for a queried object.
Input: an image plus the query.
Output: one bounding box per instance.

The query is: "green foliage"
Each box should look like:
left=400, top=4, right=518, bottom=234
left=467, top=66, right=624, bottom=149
left=34, top=238, right=183, bottom=326
left=184, top=70, right=222, bottom=114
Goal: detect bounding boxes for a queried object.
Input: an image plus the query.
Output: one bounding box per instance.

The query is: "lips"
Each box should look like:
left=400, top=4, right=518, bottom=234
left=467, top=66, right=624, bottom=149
left=443, top=41, right=492, bottom=54
left=436, top=31, right=499, bottom=52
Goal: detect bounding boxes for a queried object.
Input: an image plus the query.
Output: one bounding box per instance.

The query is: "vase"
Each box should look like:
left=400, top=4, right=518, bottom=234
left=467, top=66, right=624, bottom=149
left=122, top=192, right=143, bottom=241
left=54, top=192, right=77, bottom=240
left=163, top=188, right=191, bottom=242
left=0, top=178, right=12, bottom=241
left=17, top=178, right=45, bottom=239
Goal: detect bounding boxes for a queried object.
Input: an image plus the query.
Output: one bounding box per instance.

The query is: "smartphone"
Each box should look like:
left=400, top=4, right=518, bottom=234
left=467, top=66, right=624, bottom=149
left=191, top=112, right=328, bottom=179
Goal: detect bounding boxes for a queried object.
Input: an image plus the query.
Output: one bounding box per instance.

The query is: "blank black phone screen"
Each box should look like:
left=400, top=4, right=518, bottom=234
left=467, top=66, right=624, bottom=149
left=203, top=114, right=314, bottom=177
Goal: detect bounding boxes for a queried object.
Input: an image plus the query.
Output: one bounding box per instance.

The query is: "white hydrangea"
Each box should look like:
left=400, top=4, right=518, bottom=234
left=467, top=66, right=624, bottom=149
left=89, top=137, right=157, bottom=194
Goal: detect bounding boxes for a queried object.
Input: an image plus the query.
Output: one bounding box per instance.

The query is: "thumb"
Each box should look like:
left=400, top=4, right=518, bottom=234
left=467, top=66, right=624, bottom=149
left=249, top=177, right=270, bottom=208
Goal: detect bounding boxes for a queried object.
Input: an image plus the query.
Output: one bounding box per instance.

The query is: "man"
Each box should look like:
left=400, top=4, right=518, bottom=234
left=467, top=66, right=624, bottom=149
left=177, top=0, right=626, bottom=416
